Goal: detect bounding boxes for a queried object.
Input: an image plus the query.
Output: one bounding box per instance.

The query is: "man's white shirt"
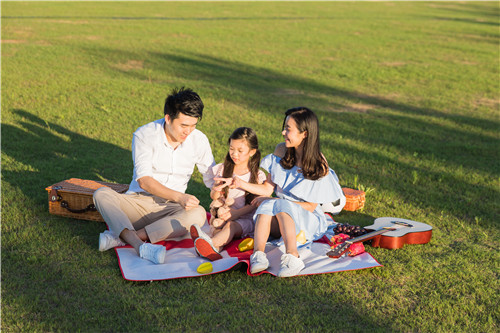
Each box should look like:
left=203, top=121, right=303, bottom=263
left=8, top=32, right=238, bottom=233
left=127, top=118, right=215, bottom=195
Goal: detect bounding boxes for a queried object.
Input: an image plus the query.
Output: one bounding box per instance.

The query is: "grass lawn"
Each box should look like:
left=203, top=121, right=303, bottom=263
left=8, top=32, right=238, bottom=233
left=1, top=1, right=499, bottom=332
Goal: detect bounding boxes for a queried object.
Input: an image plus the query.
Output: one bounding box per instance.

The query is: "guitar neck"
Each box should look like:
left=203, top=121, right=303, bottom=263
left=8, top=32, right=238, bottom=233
left=346, top=228, right=392, bottom=244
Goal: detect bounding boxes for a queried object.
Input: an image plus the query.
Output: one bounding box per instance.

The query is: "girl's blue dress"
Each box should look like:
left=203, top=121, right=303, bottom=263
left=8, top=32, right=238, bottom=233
left=254, top=154, right=345, bottom=245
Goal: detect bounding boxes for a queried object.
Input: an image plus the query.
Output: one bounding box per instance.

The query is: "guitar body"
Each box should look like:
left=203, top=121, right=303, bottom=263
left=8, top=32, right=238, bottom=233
left=364, top=217, right=432, bottom=249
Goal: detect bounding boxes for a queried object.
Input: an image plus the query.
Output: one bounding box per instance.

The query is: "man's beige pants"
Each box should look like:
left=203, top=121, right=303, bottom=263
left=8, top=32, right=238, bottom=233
left=93, top=187, right=206, bottom=243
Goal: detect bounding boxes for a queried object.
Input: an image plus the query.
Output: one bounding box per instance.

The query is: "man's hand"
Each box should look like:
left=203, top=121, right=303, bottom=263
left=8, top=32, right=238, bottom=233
left=179, top=194, right=200, bottom=210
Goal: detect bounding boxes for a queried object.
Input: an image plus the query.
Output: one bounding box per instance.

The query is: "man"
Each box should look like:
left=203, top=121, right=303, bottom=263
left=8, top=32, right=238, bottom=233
left=93, top=87, right=215, bottom=264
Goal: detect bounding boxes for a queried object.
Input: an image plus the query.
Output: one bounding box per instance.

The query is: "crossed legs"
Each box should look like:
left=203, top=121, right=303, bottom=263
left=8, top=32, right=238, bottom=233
left=94, top=187, right=206, bottom=256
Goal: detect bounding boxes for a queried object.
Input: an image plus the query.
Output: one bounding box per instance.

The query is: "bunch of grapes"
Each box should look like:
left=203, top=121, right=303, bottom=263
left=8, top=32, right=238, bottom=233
left=333, top=223, right=368, bottom=238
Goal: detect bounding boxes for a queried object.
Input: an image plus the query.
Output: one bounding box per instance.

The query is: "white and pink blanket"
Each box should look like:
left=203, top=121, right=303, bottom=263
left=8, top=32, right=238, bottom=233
left=113, top=216, right=382, bottom=281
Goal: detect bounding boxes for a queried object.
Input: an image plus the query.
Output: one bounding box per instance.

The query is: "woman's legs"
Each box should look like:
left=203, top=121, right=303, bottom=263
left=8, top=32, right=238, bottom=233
left=253, top=214, right=280, bottom=252
left=274, top=211, right=305, bottom=277
left=276, top=212, right=299, bottom=257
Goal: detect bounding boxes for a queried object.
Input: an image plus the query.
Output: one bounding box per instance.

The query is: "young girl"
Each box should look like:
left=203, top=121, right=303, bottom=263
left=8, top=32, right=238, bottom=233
left=231, top=107, right=345, bottom=277
left=190, top=127, right=266, bottom=261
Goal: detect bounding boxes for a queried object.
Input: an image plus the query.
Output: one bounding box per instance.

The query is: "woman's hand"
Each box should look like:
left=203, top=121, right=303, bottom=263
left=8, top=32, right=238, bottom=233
left=213, top=177, right=233, bottom=191
left=214, top=176, right=246, bottom=191
left=251, top=196, right=274, bottom=208
left=230, top=176, right=244, bottom=189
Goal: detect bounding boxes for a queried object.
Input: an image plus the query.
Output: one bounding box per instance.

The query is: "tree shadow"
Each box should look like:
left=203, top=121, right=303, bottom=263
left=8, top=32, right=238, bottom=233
left=82, top=47, right=498, bottom=224
left=2, top=109, right=210, bottom=207
left=425, top=1, right=500, bottom=24
left=2, top=109, right=132, bottom=203
left=1, top=109, right=417, bottom=332
left=1, top=109, right=213, bottom=331
left=94, top=47, right=499, bottom=134
left=430, top=16, right=499, bottom=27
left=334, top=210, right=377, bottom=228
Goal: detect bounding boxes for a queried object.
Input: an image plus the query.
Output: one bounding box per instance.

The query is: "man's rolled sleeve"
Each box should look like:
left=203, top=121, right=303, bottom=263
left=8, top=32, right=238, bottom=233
left=132, top=134, right=154, bottom=180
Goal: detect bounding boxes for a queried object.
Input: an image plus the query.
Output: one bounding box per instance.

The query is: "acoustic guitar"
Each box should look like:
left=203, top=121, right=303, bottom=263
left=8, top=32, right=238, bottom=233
left=327, top=217, right=432, bottom=259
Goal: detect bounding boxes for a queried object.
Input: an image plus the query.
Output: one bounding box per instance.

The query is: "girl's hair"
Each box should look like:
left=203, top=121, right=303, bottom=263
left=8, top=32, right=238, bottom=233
left=222, top=127, right=261, bottom=205
left=280, top=107, right=328, bottom=180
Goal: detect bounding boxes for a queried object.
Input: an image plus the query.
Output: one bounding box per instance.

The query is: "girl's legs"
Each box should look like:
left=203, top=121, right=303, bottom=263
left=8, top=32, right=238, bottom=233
left=276, top=212, right=299, bottom=257
left=211, top=221, right=243, bottom=251
left=253, top=214, right=280, bottom=252
left=211, top=226, right=221, bottom=237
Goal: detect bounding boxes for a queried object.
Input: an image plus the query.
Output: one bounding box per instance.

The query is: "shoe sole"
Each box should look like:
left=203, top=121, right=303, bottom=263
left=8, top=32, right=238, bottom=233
left=99, top=233, right=107, bottom=251
left=195, top=238, right=222, bottom=261
left=250, top=263, right=269, bottom=274
left=250, top=266, right=267, bottom=274
left=140, top=246, right=167, bottom=264
left=99, top=233, right=115, bottom=252
left=277, top=263, right=305, bottom=278
left=156, top=249, right=166, bottom=265
left=190, top=225, right=200, bottom=242
left=190, top=225, right=202, bottom=257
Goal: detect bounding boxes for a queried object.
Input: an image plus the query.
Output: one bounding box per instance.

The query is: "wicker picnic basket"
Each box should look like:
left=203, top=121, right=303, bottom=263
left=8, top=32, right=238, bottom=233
left=46, top=178, right=129, bottom=222
left=342, top=187, right=366, bottom=211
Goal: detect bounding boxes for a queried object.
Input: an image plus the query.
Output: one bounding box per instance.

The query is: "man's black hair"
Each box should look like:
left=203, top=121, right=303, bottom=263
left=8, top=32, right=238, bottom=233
left=164, top=87, right=204, bottom=120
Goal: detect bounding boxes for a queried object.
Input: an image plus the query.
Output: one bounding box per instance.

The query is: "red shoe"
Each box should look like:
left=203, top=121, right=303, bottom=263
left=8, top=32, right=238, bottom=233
left=190, top=224, right=201, bottom=242
left=194, top=238, right=223, bottom=261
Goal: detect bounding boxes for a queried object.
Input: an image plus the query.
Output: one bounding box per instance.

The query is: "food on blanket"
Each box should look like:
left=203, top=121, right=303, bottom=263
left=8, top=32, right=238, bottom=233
left=347, top=242, right=365, bottom=256
left=333, top=223, right=368, bottom=238
left=238, top=238, right=254, bottom=252
left=296, top=230, right=307, bottom=244
left=197, top=262, right=213, bottom=274
left=209, top=196, right=235, bottom=229
left=330, top=233, right=350, bottom=245
left=328, top=233, right=365, bottom=258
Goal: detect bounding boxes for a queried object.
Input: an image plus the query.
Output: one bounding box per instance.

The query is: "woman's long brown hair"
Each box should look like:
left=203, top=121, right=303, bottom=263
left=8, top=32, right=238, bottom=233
left=222, top=127, right=261, bottom=205
left=280, top=107, right=328, bottom=180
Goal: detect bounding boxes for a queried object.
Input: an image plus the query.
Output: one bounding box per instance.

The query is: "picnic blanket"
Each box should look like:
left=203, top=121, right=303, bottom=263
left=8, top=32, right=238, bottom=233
left=114, top=216, right=382, bottom=281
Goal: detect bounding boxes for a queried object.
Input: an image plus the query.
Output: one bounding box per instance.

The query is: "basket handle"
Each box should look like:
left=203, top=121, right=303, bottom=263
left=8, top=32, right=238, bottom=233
left=60, top=200, right=97, bottom=214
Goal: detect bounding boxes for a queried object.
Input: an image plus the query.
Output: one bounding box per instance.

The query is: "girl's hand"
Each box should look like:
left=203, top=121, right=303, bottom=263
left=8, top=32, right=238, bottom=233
left=218, top=207, right=234, bottom=221
left=213, top=177, right=232, bottom=191
left=229, top=176, right=244, bottom=189
left=214, top=176, right=246, bottom=191
left=251, top=196, right=272, bottom=208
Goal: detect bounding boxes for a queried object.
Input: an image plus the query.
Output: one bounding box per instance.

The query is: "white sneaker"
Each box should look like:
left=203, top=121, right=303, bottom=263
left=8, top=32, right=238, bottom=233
left=99, top=230, right=125, bottom=252
left=277, top=253, right=305, bottom=278
left=139, top=243, right=166, bottom=264
left=250, top=250, right=269, bottom=274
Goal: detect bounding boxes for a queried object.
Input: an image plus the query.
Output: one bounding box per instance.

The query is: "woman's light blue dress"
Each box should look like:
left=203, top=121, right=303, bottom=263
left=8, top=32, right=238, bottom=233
left=254, top=154, right=344, bottom=246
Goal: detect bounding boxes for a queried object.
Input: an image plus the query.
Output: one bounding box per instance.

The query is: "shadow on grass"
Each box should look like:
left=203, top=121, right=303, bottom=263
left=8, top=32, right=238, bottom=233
left=2, top=15, right=342, bottom=22
left=84, top=47, right=499, bottom=223
left=430, top=16, right=500, bottom=27
left=1, top=109, right=214, bottom=331
left=2, top=109, right=209, bottom=205
left=2, top=48, right=498, bottom=331
left=1, top=110, right=398, bottom=331
left=427, top=1, right=500, bottom=25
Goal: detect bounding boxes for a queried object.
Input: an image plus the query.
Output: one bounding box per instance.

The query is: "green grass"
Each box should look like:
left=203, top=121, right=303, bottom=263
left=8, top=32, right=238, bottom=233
left=2, top=1, right=499, bottom=332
